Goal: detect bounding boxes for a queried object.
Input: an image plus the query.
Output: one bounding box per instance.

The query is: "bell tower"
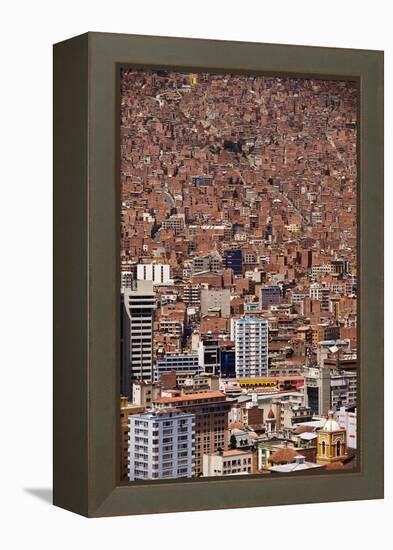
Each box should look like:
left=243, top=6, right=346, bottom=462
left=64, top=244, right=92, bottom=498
left=317, top=411, right=348, bottom=465
left=266, top=408, right=276, bottom=434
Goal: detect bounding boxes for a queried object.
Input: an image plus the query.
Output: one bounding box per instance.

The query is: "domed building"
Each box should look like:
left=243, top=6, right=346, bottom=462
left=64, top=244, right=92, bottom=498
left=265, top=408, right=276, bottom=434
left=316, top=411, right=348, bottom=466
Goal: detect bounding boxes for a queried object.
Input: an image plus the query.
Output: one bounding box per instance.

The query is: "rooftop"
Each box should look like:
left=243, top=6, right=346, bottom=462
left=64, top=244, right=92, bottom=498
left=153, top=390, right=226, bottom=404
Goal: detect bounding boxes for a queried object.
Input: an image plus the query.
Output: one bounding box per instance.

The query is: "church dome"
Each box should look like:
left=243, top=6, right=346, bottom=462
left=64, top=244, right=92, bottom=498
left=267, top=408, right=275, bottom=419
left=322, top=411, right=341, bottom=432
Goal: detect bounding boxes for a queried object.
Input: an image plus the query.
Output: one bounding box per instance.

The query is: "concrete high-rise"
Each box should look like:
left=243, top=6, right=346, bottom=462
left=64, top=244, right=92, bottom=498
left=129, top=409, right=195, bottom=481
left=233, top=316, right=269, bottom=377
left=153, top=391, right=231, bottom=475
left=123, top=280, right=156, bottom=386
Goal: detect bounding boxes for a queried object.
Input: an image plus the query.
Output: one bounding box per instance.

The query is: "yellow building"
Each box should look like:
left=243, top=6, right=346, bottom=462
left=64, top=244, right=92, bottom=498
left=316, top=411, right=348, bottom=466
left=237, top=377, right=278, bottom=389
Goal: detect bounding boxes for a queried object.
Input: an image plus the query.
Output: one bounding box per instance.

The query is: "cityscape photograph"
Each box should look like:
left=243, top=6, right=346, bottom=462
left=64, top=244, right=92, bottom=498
left=119, top=68, right=358, bottom=482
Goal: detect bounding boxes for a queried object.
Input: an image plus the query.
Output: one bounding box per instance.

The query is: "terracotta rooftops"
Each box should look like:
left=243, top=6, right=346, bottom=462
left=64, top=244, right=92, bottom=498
left=294, top=425, right=316, bottom=434
left=150, top=407, right=182, bottom=415
left=220, top=449, right=252, bottom=457
left=324, top=461, right=344, bottom=470
left=229, top=421, right=245, bottom=430
left=269, top=448, right=300, bottom=464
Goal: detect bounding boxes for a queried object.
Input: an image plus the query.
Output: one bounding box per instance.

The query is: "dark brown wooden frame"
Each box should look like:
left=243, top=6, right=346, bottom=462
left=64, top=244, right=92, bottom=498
left=53, top=32, right=384, bottom=517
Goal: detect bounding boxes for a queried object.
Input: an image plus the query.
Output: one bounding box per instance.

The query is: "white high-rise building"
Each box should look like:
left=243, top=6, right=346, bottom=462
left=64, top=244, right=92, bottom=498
left=137, top=263, right=173, bottom=285
left=233, top=316, right=268, bottom=377
left=129, top=409, right=195, bottom=481
left=124, top=280, right=156, bottom=383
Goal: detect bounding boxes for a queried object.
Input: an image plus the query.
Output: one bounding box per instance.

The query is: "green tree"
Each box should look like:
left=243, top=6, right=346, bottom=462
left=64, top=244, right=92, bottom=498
left=230, top=434, right=237, bottom=450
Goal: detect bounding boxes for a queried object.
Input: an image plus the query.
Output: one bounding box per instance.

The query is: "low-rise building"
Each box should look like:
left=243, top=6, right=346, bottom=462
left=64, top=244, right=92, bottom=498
left=155, top=353, right=200, bottom=381
left=203, top=449, right=254, bottom=476
left=137, top=263, right=173, bottom=285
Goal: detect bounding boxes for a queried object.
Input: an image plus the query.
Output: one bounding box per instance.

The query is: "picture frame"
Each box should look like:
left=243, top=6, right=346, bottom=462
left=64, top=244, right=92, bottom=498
left=53, top=32, right=383, bottom=517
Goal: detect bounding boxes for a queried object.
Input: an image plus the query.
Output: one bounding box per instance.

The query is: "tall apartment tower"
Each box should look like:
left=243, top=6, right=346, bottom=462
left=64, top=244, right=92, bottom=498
left=120, top=292, right=131, bottom=399
left=129, top=409, right=195, bottom=481
left=153, top=391, right=231, bottom=476
left=123, top=280, right=156, bottom=389
left=233, top=316, right=269, bottom=377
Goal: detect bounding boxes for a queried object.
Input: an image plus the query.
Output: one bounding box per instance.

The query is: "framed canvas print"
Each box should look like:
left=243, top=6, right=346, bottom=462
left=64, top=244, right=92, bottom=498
left=53, top=32, right=384, bottom=517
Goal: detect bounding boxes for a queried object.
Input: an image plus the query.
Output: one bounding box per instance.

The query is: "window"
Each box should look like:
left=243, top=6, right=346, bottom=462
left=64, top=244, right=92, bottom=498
left=336, top=440, right=341, bottom=456
left=321, top=441, right=326, bottom=456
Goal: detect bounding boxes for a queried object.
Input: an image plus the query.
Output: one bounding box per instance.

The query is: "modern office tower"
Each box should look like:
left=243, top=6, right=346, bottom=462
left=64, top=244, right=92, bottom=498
left=304, top=366, right=357, bottom=415
left=120, top=292, right=131, bottom=399
left=198, top=338, right=220, bottom=375
left=303, top=366, right=331, bottom=415
left=223, top=249, right=243, bottom=275
left=200, top=288, right=231, bottom=317
left=129, top=409, right=195, bottom=481
left=260, top=285, right=282, bottom=309
left=123, top=280, right=156, bottom=386
left=220, top=349, right=236, bottom=378
left=233, top=317, right=269, bottom=377
left=154, top=353, right=200, bottom=381
left=136, top=263, right=173, bottom=285
left=153, top=391, right=231, bottom=476
left=309, top=282, right=330, bottom=311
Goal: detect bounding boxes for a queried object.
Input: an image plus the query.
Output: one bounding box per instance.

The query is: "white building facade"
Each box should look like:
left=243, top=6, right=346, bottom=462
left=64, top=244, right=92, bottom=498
left=137, top=263, right=173, bottom=285
left=336, top=407, right=357, bottom=449
left=129, top=409, right=195, bottom=481
left=233, top=316, right=269, bottom=377
left=202, top=449, right=253, bottom=476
